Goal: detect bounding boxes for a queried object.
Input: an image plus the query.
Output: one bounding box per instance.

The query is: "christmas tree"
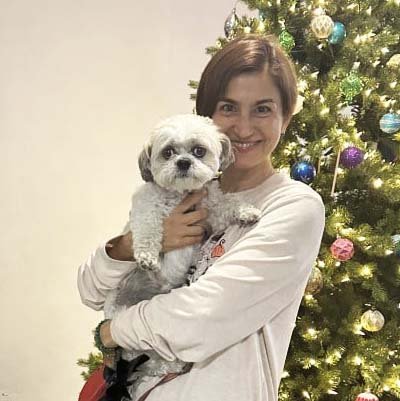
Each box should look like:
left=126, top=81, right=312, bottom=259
left=189, top=1, right=400, bottom=400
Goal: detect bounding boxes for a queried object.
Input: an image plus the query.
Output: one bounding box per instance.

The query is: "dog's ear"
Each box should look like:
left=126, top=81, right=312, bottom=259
left=138, top=143, right=153, bottom=182
left=219, top=133, right=235, bottom=171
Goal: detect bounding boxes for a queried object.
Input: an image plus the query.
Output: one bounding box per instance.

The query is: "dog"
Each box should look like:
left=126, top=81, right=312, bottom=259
left=103, top=114, right=261, bottom=398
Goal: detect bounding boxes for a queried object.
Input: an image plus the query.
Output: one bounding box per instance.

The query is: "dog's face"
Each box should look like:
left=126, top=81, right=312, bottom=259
left=138, top=114, right=234, bottom=193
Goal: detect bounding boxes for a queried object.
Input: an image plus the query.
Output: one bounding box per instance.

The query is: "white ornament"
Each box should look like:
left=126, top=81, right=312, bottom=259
left=311, top=11, right=334, bottom=39
left=338, top=105, right=360, bottom=120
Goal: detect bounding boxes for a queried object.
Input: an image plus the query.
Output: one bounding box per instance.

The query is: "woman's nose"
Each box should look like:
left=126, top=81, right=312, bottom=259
left=233, top=114, right=254, bottom=138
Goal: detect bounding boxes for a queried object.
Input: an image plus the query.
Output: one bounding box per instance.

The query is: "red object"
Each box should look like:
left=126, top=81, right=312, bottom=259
left=211, top=239, right=226, bottom=258
left=79, top=364, right=107, bottom=401
left=330, top=238, right=354, bottom=261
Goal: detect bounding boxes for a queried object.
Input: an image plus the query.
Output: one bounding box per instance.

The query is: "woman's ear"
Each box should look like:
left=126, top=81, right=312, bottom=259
left=138, top=143, right=153, bottom=182
left=219, top=133, right=235, bottom=171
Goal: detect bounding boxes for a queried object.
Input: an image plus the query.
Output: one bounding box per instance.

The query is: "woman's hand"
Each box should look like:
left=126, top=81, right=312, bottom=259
left=106, top=190, right=209, bottom=261
left=162, top=189, right=209, bottom=253
left=99, top=320, right=118, bottom=368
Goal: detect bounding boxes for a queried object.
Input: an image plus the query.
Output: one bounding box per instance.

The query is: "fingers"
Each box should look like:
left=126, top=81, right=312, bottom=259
left=174, top=189, right=207, bottom=214
left=164, top=235, right=204, bottom=253
left=185, top=224, right=206, bottom=237
left=181, top=208, right=208, bottom=225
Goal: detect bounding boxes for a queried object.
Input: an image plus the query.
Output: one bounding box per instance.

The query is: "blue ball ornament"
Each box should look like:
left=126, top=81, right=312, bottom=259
left=290, top=161, right=316, bottom=184
left=340, top=146, right=364, bottom=169
left=379, top=113, right=400, bottom=134
left=328, top=22, right=346, bottom=45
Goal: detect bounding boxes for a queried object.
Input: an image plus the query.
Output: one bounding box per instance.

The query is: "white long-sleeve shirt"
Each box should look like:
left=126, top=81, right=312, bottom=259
left=78, top=172, right=325, bottom=401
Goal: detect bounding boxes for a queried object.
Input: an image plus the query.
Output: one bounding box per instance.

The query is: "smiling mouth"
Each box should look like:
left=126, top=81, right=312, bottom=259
left=232, top=141, right=261, bottom=150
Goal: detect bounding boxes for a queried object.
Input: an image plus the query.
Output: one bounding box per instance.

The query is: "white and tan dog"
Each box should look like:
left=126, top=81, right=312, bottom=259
left=104, top=114, right=260, bottom=396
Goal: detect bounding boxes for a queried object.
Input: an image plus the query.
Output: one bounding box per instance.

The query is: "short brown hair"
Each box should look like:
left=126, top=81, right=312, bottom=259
left=196, top=34, right=298, bottom=122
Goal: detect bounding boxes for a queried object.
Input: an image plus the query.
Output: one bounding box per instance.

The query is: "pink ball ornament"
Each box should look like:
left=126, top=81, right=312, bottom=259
left=355, top=392, right=379, bottom=401
left=330, top=238, right=354, bottom=261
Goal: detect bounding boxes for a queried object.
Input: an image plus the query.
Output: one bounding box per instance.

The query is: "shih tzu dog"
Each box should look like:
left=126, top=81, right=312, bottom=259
left=103, top=114, right=260, bottom=398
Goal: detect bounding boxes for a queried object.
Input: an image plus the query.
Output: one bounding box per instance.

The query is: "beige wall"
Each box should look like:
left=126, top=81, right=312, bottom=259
left=0, top=1, right=255, bottom=400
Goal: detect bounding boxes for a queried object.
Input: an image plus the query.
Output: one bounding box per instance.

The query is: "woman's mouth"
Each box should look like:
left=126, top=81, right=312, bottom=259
left=232, top=141, right=261, bottom=153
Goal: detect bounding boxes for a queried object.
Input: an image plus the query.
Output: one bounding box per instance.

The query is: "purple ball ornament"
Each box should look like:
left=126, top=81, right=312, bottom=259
left=339, top=146, right=364, bottom=169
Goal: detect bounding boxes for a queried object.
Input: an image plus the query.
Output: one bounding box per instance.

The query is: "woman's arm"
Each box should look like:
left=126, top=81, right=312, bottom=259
left=106, top=194, right=325, bottom=363
left=77, top=190, right=208, bottom=311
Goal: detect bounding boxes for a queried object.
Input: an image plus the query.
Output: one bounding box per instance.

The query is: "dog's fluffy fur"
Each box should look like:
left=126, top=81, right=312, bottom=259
left=103, top=114, right=260, bottom=396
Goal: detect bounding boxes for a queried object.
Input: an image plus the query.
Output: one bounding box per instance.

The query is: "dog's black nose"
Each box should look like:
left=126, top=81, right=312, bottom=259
left=177, top=158, right=192, bottom=171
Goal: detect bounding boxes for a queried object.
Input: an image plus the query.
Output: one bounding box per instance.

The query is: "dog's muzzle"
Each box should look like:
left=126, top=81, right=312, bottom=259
left=176, top=158, right=192, bottom=172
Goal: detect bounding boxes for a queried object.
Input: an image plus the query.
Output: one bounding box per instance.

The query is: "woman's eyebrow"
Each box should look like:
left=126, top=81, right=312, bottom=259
left=218, top=97, right=277, bottom=105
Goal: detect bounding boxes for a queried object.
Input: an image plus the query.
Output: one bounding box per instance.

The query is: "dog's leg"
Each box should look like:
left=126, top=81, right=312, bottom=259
left=204, top=181, right=261, bottom=232
left=129, top=185, right=180, bottom=270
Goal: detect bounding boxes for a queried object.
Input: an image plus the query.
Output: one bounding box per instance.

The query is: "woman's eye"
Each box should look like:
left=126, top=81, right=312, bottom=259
left=162, top=147, right=175, bottom=159
left=256, top=105, right=271, bottom=114
left=192, top=146, right=206, bottom=158
left=220, top=103, right=235, bottom=113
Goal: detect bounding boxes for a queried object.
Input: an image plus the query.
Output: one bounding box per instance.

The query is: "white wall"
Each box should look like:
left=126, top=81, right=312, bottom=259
left=0, top=1, right=255, bottom=400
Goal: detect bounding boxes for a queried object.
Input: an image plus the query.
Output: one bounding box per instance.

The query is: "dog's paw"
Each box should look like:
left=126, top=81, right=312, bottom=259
left=237, top=205, right=261, bottom=226
left=136, top=252, right=160, bottom=270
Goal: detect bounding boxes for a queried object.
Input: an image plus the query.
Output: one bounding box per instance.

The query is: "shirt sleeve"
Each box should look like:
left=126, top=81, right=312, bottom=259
left=110, top=194, right=325, bottom=363
left=77, top=223, right=135, bottom=311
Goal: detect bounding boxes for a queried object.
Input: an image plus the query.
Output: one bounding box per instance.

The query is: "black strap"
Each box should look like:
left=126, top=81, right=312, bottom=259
left=100, top=355, right=150, bottom=401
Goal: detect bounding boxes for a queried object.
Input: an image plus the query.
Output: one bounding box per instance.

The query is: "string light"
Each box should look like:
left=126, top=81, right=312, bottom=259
left=353, top=323, right=365, bottom=335
left=360, top=265, right=373, bottom=277
left=308, top=328, right=318, bottom=337
left=372, top=178, right=383, bottom=188
left=320, top=107, right=330, bottom=116
left=298, top=79, right=308, bottom=92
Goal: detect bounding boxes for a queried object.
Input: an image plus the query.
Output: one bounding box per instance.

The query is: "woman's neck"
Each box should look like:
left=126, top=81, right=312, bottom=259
left=219, top=161, right=275, bottom=193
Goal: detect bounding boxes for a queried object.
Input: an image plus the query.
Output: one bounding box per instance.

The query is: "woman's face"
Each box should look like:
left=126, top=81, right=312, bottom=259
left=212, top=69, right=289, bottom=173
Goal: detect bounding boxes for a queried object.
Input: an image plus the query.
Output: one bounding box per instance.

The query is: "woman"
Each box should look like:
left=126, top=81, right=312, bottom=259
left=78, top=34, right=325, bottom=401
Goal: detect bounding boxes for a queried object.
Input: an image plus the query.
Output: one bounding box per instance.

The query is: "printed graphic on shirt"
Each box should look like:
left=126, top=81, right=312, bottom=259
left=187, top=231, right=226, bottom=284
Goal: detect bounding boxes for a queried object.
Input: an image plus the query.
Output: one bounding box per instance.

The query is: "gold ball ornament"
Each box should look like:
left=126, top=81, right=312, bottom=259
left=310, top=10, right=334, bottom=39
left=360, top=309, right=385, bottom=332
left=305, top=267, right=323, bottom=294
left=387, top=54, right=400, bottom=69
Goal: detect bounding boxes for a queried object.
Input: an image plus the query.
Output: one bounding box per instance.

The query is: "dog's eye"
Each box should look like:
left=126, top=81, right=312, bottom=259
left=192, top=146, right=206, bottom=158
left=162, top=147, right=175, bottom=159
